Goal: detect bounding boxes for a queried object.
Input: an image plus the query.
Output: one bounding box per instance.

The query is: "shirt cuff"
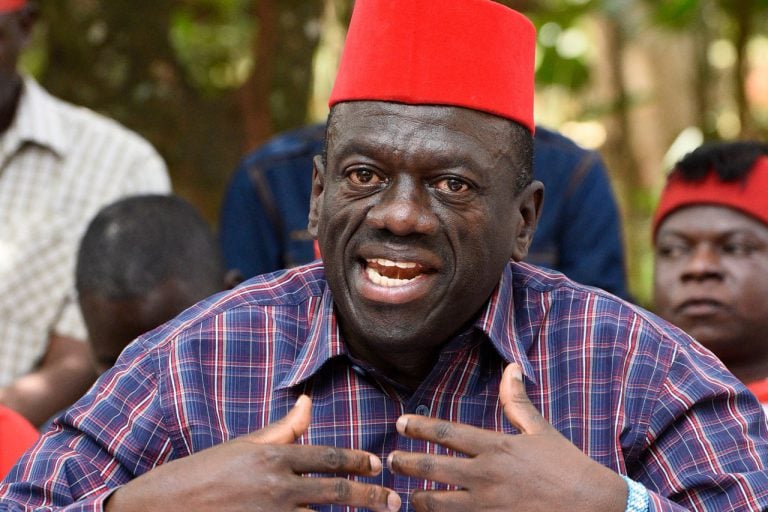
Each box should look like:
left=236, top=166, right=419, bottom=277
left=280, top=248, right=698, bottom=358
left=621, top=475, right=649, bottom=512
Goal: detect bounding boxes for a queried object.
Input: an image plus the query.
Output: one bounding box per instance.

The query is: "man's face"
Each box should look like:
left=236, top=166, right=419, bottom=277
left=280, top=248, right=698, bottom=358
left=309, top=101, right=541, bottom=362
left=0, top=9, right=31, bottom=112
left=79, top=280, right=202, bottom=374
left=654, top=205, right=768, bottom=364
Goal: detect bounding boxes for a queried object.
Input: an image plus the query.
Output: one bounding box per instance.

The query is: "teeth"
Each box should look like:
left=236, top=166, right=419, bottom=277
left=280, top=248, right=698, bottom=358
left=368, top=258, right=417, bottom=269
left=366, top=266, right=416, bottom=287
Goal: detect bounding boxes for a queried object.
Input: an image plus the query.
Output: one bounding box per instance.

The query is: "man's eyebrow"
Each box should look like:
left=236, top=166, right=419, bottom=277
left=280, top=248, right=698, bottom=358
left=718, top=228, right=768, bottom=239
left=660, top=227, right=764, bottom=240
left=331, top=140, right=479, bottom=170
left=331, top=141, right=376, bottom=158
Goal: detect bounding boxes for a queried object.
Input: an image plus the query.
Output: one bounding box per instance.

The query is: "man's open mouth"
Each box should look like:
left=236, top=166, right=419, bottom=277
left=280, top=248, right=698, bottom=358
left=365, top=258, right=430, bottom=287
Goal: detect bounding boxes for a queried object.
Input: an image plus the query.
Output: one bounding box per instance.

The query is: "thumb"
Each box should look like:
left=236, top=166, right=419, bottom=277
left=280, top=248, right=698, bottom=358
left=499, top=363, right=547, bottom=435
left=247, top=394, right=312, bottom=445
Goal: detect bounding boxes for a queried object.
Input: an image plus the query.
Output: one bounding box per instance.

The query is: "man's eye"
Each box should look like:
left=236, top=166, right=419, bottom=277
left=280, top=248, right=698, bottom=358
left=434, top=177, right=470, bottom=193
left=656, top=243, right=689, bottom=259
left=721, top=242, right=756, bottom=256
left=347, top=168, right=382, bottom=186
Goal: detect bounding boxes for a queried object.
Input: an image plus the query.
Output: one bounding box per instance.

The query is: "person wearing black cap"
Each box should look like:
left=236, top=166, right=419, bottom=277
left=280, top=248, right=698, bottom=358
left=2, top=1, right=768, bottom=511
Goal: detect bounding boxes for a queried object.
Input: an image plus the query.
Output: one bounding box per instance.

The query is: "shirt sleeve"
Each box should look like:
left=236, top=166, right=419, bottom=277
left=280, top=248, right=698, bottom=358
left=50, top=139, right=170, bottom=342
left=555, top=151, right=630, bottom=300
left=630, top=337, right=768, bottom=510
left=0, top=335, right=172, bottom=509
left=117, top=145, right=172, bottom=195
left=218, top=162, right=283, bottom=278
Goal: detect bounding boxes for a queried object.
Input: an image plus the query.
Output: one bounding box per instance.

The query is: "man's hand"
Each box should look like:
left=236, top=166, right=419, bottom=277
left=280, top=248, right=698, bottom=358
left=107, top=395, right=401, bottom=512
left=0, top=333, right=96, bottom=426
left=387, top=364, right=628, bottom=512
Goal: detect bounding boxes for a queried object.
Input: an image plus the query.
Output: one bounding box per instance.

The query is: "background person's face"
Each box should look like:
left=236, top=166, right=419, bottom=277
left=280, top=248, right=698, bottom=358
left=654, top=205, right=768, bottom=365
left=80, top=280, right=203, bottom=374
left=311, top=101, right=539, bottom=364
left=0, top=10, right=29, bottom=112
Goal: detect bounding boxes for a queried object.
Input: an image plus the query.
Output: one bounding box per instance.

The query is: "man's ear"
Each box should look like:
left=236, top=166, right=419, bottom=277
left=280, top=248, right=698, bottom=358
left=223, top=269, right=245, bottom=290
left=510, top=180, right=544, bottom=262
left=17, top=6, right=39, bottom=50
left=307, top=154, right=326, bottom=238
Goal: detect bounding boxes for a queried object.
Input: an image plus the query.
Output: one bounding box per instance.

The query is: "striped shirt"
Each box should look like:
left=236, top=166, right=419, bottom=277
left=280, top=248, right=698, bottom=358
left=2, top=262, right=768, bottom=511
left=0, top=77, right=171, bottom=385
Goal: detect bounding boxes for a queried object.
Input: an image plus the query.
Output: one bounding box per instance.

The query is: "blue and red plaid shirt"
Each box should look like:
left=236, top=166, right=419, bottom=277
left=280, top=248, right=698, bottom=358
left=2, top=262, right=768, bottom=511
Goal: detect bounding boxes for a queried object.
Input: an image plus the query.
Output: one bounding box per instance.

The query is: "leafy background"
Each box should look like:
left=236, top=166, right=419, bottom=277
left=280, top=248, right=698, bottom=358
left=23, top=0, right=768, bottom=306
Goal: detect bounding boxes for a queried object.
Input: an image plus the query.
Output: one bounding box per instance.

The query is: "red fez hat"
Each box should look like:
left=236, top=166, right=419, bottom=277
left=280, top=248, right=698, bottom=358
left=652, top=156, right=768, bottom=241
left=0, top=0, right=26, bottom=13
left=329, top=0, right=536, bottom=133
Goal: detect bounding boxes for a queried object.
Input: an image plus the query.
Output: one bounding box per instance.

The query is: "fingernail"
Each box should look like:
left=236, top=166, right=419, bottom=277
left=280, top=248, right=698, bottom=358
left=510, top=365, right=523, bottom=381
left=386, top=452, right=394, bottom=469
left=396, top=416, right=408, bottom=433
left=387, top=491, right=402, bottom=512
left=369, top=455, right=382, bottom=473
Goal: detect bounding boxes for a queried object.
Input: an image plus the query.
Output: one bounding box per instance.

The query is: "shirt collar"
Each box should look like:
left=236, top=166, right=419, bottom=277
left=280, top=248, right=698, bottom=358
left=472, top=261, right=538, bottom=384
left=277, top=261, right=537, bottom=389
left=4, top=77, right=68, bottom=157
left=276, top=285, right=348, bottom=389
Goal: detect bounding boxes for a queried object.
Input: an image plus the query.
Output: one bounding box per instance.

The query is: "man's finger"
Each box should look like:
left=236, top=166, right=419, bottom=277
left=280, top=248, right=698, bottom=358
left=282, top=445, right=383, bottom=476
left=499, top=363, right=548, bottom=435
left=394, top=415, right=499, bottom=457
left=293, top=476, right=401, bottom=512
left=387, top=450, right=476, bottom=487
left=248, top=394, right=312, bottom=445
left=410, top=489, right=472, bottom=512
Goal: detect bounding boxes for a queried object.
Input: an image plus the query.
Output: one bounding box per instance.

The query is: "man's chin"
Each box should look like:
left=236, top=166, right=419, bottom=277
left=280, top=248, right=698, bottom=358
left=687, top=328, right=737, bottom=352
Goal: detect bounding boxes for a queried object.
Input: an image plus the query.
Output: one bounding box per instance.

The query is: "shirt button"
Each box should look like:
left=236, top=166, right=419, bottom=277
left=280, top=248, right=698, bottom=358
left=414, top=405, right=430, bottom=416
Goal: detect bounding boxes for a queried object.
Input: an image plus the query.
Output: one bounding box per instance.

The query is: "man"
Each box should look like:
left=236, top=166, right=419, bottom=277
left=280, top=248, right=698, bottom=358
left=219, top=124, right=630, bottom=298
left=2, top=1, right=767, bottom=511
left=0, top=0, right=171, bottom=426
left=653, top=141, right=768, bottom=406
left=75, top=194, right=242, bottom=375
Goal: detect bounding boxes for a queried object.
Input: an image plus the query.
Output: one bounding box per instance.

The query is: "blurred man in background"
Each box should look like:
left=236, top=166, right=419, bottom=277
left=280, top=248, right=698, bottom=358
left=0, top=0, right=171, bottom=425
left=74, top=194, right=241, bottom=377
left=653, top=141, right=768, bottom=409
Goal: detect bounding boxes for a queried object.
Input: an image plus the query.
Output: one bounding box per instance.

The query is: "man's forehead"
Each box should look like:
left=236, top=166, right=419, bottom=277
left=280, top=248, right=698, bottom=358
left=326, top=101, right=512, bottom=153
left=328, top=101, right=512, bottom=141
left=659, top=204, right=768, bottom=237
left=332, top=100, right=501, bottom=118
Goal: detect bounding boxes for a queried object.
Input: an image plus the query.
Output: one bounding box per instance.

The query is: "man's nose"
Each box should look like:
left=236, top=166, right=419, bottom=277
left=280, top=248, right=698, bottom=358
left=682, top=244, right=724, bottom=281
left=365, top=178, right=439, bottom=236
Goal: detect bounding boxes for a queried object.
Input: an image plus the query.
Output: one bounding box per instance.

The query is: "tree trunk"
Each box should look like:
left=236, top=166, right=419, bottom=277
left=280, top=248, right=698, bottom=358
left=239, top=0, right=277, bottom=151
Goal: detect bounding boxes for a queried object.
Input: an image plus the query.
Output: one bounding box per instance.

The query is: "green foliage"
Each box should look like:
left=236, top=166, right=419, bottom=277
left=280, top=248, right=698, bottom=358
left=170, top=1, right=254, bottom=95
left=268, top=0, right=325, bottom=133
left=645, top=0, right=701, bottom=28
left=27, top=0, right=768, bottom=301
left=535, top=46, right=591, bottom=90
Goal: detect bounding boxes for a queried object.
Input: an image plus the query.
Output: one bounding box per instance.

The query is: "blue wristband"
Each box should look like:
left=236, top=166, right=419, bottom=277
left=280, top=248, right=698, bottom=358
left=622, top=475, right=649, bottom=512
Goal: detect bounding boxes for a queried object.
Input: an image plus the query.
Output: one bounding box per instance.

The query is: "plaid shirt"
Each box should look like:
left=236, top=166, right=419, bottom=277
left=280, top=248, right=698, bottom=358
left=2, top=262, right=768, bottom=511
left=0, top=77, right=170, bottom=384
